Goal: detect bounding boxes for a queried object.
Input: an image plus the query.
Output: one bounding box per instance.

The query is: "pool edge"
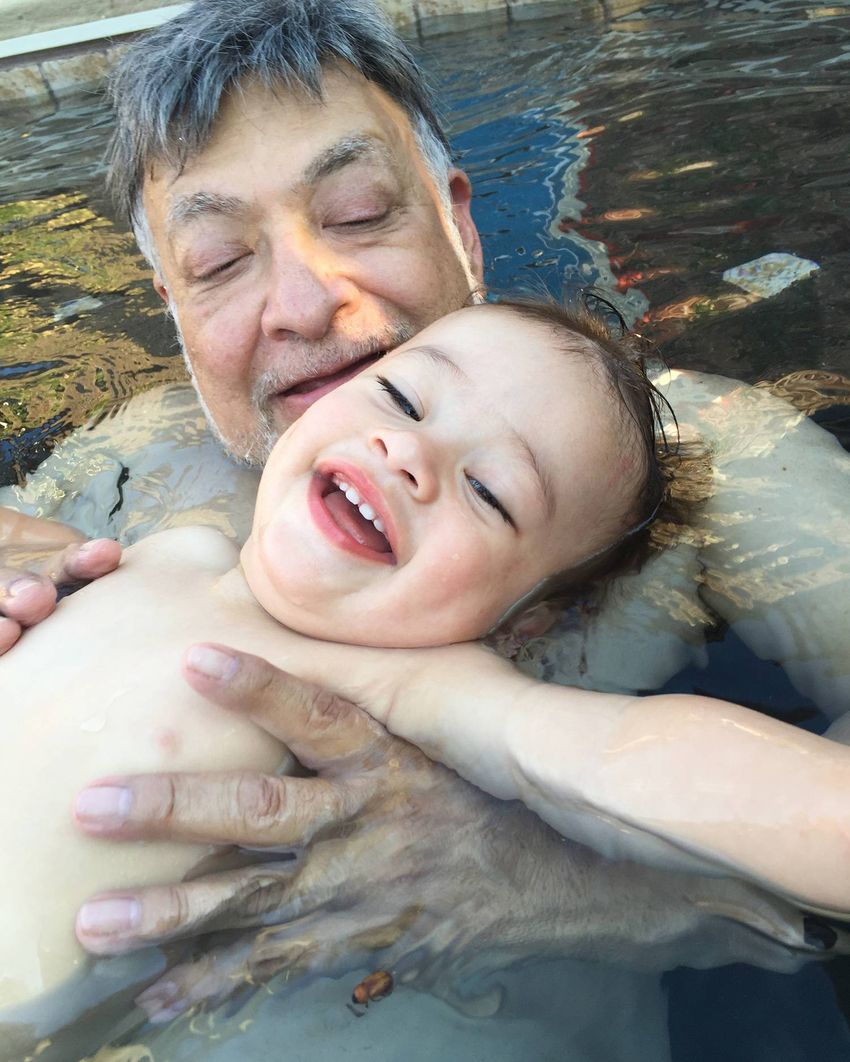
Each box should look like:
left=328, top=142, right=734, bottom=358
left=0, top=0, right=653, bottom=117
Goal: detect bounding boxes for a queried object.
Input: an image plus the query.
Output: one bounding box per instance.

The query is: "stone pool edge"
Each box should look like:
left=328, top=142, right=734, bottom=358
left=1, top=0, right=641, bottom=119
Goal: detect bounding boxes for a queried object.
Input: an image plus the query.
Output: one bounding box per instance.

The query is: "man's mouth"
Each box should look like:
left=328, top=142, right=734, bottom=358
left=277, top=352, right=386, bottom=415
left=308, top=469, right=396, bottom=565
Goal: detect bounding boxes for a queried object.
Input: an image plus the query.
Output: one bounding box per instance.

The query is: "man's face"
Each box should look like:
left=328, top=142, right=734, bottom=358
left=142, top=67, right=482, bottom=464
left=242, top=305, right=634, bottom=647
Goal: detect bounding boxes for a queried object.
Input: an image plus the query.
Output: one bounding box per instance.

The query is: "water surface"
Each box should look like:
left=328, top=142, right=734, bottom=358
left=2, top=1, right=850, bottom=1058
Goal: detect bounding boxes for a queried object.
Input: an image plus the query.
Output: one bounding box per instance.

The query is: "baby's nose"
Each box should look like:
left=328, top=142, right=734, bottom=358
left=371, top=428, right=438, bottom=501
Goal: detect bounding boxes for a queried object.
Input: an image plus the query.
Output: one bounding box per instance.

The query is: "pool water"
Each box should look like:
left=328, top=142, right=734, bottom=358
left=2, top=0, right=850, bottom=1058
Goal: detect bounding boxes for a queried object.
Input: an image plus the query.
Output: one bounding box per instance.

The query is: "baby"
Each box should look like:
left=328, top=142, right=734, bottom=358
left=12, top=297, right=849, bottom=1037
left=241, top=296, right=665, bottom=647
left=0, top=299, right=667, bottom=1011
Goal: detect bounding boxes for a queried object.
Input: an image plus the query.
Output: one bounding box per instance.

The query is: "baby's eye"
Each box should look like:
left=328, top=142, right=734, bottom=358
left=378, top=376, right=421, bottom=421
left=467, top=475, right=515, bottom=528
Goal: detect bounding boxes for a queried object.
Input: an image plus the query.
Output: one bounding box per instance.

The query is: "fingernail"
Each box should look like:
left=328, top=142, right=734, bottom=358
left=186, top=645, right=239, bottom=682
left=8, top=576, right=42, bottom=599
left=75, top=785, right=132, bottom=824
left=78, top=897, right=141, bottom=936
left=136, top=980, right=190, bottom=1023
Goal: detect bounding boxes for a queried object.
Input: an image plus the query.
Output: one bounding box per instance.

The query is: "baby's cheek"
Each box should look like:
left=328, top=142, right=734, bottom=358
left=415, top=549, right=503, bottom=620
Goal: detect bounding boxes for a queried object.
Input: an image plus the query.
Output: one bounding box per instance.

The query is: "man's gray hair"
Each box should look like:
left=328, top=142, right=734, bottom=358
left=107, top=0, right=454, bottom=263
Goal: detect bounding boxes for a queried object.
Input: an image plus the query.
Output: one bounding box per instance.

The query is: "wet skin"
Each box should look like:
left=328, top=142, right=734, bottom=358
left=142, top=66, right=483, bottom=461
left=243, top=305, right=636, bottom=646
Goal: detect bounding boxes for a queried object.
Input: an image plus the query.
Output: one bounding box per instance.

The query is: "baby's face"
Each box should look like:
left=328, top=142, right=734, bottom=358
left=242, top=305, right=635, bottom=646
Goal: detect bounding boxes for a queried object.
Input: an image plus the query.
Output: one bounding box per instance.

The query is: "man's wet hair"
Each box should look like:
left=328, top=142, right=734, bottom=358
left=106, top=0, right=452, bottom=265
left=483, top=293, right=693, bottom=628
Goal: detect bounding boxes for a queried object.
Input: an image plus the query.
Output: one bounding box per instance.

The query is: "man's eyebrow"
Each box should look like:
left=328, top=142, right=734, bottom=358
left=166, top=136, right=393, bottom=234
left=303, top=135, right=393, bottom=185
left=411, top=345, right=557, bottom=520
left=167, top=192, right=245, bottom=233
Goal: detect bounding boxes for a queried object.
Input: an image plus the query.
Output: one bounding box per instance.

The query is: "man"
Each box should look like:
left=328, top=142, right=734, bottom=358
left=1, top=0, right=848, bottom=1014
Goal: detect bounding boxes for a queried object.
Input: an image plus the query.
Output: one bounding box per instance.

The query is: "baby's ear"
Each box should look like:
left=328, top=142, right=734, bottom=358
left=484, top=600, right=563, bottom=660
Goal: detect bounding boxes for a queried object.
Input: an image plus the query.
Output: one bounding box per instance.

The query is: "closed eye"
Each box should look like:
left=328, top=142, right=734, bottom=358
left=331, top=211, right=390, bottom=229
left=377, top=376, right=421, bottom=421
left=199, top=254, right=247, bottom=280
left=467, top=475, right=515, bottom=528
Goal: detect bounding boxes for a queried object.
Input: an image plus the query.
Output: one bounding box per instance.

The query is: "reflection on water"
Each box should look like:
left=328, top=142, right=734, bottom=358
left=2, top=0, right=850, bottom=1058
left=0, top=188, right=181, bottom=485
left=2, top=0, right=850, bottom=482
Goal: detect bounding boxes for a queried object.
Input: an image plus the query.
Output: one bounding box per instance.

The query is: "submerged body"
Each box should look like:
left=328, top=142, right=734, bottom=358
left=1, top=526, right=846, bottom=1030
left=5, top=299, right=649, bottom=1005
left=0, top=528, right=287, bottom=1007
left=4, top=342, right=850, bottom=1009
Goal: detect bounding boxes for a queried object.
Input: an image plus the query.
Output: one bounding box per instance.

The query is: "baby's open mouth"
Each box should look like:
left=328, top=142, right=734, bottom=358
left=314, top=473, right=395, bottom=561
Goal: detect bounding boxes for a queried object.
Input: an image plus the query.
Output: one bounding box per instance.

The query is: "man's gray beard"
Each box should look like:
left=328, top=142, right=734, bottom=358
left=169, top=304, right=417, bottom=468
left=167, top=311, right=271, bottom=467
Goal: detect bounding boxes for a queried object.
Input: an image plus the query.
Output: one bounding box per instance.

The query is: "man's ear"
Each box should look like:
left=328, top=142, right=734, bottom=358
left=448, top=168, right=484, bottom=285
left=152, top=273, right=170, bottom=305
left=484, top=600, right=563, bottom=661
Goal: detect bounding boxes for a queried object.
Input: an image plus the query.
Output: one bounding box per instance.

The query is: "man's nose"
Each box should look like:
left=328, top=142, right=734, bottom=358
left=260, top=236, right=359, bottom=341
left=371, top=428, right=439, bottom=502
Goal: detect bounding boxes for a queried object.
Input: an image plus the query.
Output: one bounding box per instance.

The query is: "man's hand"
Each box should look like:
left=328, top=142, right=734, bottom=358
left=0, top=508, right=121, bottom=652
left=72, top=646, right=837, bottom=1022
left=72, top=647, right=569, bottom=1020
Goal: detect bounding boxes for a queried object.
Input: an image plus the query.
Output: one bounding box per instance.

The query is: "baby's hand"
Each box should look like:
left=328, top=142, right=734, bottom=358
left=0, top=508, right=121, bottom=653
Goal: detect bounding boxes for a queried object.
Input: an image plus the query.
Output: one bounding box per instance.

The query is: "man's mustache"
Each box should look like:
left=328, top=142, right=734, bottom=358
left=251, top=326, right=417, bottom=407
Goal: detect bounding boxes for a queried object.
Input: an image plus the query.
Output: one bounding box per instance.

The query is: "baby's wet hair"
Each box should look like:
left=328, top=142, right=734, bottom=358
left=480, top=292, right=688, bottom=631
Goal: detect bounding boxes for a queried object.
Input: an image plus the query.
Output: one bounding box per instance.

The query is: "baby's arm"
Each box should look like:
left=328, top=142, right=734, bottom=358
left=304, top=640, right=850, bottom=915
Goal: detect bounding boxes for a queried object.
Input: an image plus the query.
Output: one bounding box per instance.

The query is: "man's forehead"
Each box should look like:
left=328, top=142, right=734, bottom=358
left=143, top=77, right=422, bottom=223
left=158, top=66, right=414, bottom=164
left=161, top=134, right=399, bottom=230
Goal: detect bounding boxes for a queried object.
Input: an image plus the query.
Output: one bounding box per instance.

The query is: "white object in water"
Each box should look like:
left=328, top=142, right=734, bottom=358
left=722, top=252, right=819, bottom=298
left=53, top=295, right=103, bottom=322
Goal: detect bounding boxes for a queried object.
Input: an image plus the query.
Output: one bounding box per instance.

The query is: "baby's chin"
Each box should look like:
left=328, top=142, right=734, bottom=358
left=241, top=547, right=484, bottom=645
left=240, top=534, right=502, bottom=647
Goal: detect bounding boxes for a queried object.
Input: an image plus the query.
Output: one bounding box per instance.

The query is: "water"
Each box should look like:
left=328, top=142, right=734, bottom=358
left=2, top=0, right=850, bottom=1057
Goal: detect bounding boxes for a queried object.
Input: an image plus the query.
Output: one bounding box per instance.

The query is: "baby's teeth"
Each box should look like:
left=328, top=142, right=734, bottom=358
left=336, top=479, right=386, bottom=536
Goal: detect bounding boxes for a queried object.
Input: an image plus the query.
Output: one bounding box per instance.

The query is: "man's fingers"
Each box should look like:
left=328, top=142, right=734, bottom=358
left=43, top=537, right=122, bottom=587
left=75, top=770, right=356, bottom=847
left=136, top=908, right=404, bottom=1022
left=0, top=507, right=85, bottom=551
left=182, top=644, right=389, bottom=769
left=0, top=568, right=57, bottom=625
left=0, top=540, right=120, bottom=628
left=0, top=616, right=22, bottom=654
left=76, top=861, right=303, bottom=956
left=77, top=830, right=381, bottom=958
left=135, top=912, right=363, bottom=1022
left=136, top=937, right=257, bottom=1022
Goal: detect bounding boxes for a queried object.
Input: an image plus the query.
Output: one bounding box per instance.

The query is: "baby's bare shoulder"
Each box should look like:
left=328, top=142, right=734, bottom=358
left=124, top=525, right=240, bottom=575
